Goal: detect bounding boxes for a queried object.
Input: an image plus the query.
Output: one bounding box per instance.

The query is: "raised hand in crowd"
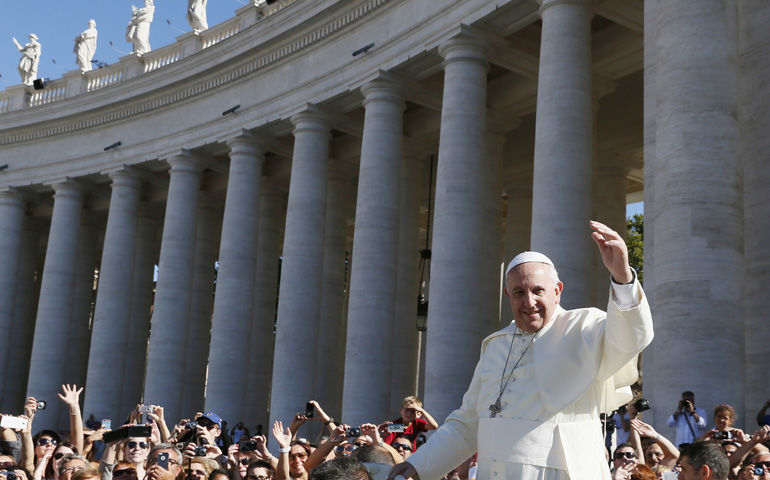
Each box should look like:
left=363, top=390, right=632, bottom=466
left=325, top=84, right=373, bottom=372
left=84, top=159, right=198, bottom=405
left=288, top=414, right=307, bottom=440
left=630, top=419, right=679, bottom=470
left=147, top=405, right=170, bottom=443
left=729, top=425, right=770, bottom=470
left=611, top=461, right=634, bottom=480
left=20, top=397, right=39, bottom=474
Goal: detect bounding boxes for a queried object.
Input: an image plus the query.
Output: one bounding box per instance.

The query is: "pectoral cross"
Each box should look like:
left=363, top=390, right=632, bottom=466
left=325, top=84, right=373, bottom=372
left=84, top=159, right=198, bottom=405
left=489, top=398, right=502, bottom=418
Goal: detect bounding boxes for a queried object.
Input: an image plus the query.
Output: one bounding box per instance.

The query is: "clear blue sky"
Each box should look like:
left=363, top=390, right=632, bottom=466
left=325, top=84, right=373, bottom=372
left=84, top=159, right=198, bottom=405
left=1, top=1, right=249, bottom=86
left=626, top=201, right=643, bottom=219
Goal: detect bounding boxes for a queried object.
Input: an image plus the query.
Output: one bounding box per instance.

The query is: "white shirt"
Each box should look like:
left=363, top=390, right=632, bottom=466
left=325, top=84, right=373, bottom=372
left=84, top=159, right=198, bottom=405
left=666, top=409, right=708, bottom=446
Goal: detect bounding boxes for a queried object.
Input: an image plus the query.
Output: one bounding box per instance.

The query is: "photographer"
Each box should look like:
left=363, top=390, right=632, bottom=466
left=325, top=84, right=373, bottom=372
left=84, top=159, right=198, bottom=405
left=667, top=391, right=708, bottom=447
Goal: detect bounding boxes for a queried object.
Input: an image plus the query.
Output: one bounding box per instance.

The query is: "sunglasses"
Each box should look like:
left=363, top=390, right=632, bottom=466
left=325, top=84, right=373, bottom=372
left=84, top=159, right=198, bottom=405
left=197, top=420, right=217, bottom=430
left=36, top=438, right=58, bottom=447
left=114, top=469, right=136, bottom=477
left=127, top=442, right=149, bottom=449
left=248, top=476, right=269, bottom=480
left=239, top=459, right=251, bottom=466
left=289, top=453, right=308, bottom=461
left=614, top=452, right=637, bottom=460
left=334, top=445, right=357, bottom=453
left=0, top=463, right=14, bottom=469
left=393, top=443, right=413, bottom=452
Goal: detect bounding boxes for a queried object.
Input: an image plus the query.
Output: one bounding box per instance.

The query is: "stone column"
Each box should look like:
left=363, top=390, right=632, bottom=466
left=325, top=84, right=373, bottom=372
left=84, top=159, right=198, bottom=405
left=389, top=151, right=422, bottom=411
left=342, top=80, right=405, bottom=426
left=0, top=190, right=27, bottom=388
left=738, top=0, right=770, bottom=419
left=424, top=36, right=490, bottom=422
left=651, top=0, right=742, bottom=422
left=2, top=220, right=38, bottom=411
left=270, top=109, right=332, bottom=434
left=314, top=163, right=353, bottom=423
left=530, top=0, right=594, bottom=308
left=206, top=133, right=270, bottom=422
left=85, top=170, right=143, bottom=422
left=593, top=161, right=628, bottom=308
left=121, top=210, right=160, bottom=414
left=182, top=195, right=222, bottom=416
left=245, top=182, right=285, bottom=430
left=144, top=153, right=204, bottom=423
left=481, top=114, right=515, bottom=338
left=65, top=215, right=99, bottom=402
left=27, top=181, right=85, bottom=430
left=500, top=163, right=533, bottom=324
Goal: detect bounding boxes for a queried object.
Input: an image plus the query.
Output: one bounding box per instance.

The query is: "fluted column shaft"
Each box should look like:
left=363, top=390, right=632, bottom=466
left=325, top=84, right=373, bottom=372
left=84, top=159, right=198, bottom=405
left=0, top=190, right=27, bottom=389
left=531, top=0, right=594, bottom=308
left=424, top=37, right=490, bottom=422
left=389, top=153, right=422, bottom=411
left=206, top=134, right=269, bottom=422
left=270, top=111, right=332, bottom=434
left=342, top=80, right=405, bottom=426
left=85, top=171, right=143, bottom=421
left=314, top=165, right=352, bottom=423
left=245, top=182, right=285, bottom=430
left=121, top=211, right=160, bottom=414
left=144, top=154, right=203, bottom=422
left=182, top=196, right=222, bottom=416
left=27, top=181, right=84, bottom=430
left=651, top=0, right=743, bottom=424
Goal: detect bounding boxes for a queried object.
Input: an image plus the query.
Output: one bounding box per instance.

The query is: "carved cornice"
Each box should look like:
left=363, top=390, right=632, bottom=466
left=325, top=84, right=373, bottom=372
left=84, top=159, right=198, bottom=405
left=0, top=0, right=393, bottom=147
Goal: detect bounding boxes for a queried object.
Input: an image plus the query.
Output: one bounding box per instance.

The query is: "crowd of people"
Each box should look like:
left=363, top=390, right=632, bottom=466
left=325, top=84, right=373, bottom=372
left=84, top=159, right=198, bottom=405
left=1, top=386, right=770, bottom=480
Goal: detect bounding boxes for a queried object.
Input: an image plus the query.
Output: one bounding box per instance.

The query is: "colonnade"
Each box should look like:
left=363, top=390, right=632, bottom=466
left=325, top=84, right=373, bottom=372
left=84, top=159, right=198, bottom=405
left=1, top=0, right=768, bottom=440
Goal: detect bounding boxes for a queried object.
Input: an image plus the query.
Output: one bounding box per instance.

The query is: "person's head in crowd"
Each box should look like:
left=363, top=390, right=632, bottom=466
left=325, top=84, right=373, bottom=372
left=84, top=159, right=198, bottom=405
left=184, top=458, right=217, bottom=480
left=504, top=252, right=563, bottom=333
left=714, top=405, right=737, bottom=432
left=746, top=452, right=770, bottom=480
left=245, top=460, right=274, bottom=480
left=613, top=443, right=639, bottom=471
left=33, top=430, right=61, bottom=459
left=721, top=441, right=739, bottom=457
left=112, top=462, right=138, bottom=480
left=399, top=397, right=423, bottom=426
left=678, top=441, right=729, bottom=480
left=653, top=464, right=671, bottom=478
left=308, top=457, right=372, bottom=480
left=391, top=436, right=413, bottom=460
left=289, top=441, right=312, bottom=480
left=70, top=467, right=99, bottom=480
left=123, top=437, right=151, bottom=466
left=630, top=464, right=656, bottom=480
left=333, top=441, right=357, bottom=458
left=146, top=444, right=183, bottom=480
left=2, top=465, right=31, bottom=480
left=57, top=454, right=87, bottom=480
left=50, top=442, right=77, bottom=480
left=0, top=456, right=15, bottom=467
left=196, top=412, right=222, bottom=446
left=645, top=443, right=665, bottom=468
left=415, top=434, right=427, bottom=450
left=208, top=469, right=229, bottom=480
left=351, top=445, right=395, bottom=467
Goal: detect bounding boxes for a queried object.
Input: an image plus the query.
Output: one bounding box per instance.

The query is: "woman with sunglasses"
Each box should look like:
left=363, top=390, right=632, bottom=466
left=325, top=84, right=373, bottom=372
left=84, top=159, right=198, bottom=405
left=99, top=434, right=152, bottom=480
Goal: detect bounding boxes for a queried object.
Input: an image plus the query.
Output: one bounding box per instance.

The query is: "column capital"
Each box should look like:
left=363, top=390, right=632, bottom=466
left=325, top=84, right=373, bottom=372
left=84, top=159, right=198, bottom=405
left=0, top=188, right=27, bottom=209
left=167, top=151, right=206, bottom=175
left=438, top=36, right=491, bottom=70
left=50, top=179, right=87, bottom=199
left=291, top=108, right=333, bottom=139
left=538, top=0, right=593, bottom=16
left=360, top=79, right=406, bottom=111
left=108, top=169, right=145, bottom=190
left=226, top=130, right=273, bottom=158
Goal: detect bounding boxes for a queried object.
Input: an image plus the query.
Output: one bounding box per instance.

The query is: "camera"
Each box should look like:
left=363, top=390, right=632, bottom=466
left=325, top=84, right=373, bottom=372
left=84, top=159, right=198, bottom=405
left=345, top=428, right=361, bottom=437
left=387, top=424, right=405, bottom=433
left=754, top=465, right=765, bottom=476
left=240, top=441, right=258, bottom=452
left=7, top=473, right=18, bottom=480
left=36, top=401, right=47, bottom=411
left=185, top=421, right=198, bottom=429
left=634, top=398, right=651, bottom=413
left=713, top=431, right=732, bottom=441
left=138, top=405, right=152, bottom=414
left=194, top=446, right=207, bottom=456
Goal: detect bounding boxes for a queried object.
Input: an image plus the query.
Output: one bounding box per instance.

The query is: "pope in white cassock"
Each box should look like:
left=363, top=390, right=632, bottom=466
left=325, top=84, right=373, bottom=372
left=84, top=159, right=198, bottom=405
left=388, top=220, right=654, bottom=480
